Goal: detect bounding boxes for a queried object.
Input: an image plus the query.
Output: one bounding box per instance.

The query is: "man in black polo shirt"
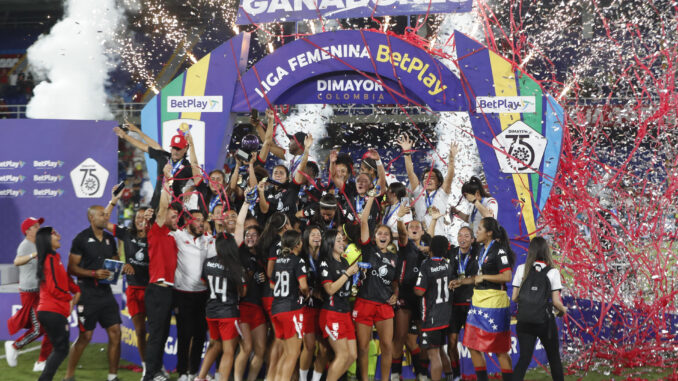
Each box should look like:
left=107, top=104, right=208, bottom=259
left=65, top=205, right=122, bottom=381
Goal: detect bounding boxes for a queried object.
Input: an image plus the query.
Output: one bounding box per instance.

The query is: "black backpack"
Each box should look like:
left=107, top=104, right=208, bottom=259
left=517, top=265, right=553, bottom=324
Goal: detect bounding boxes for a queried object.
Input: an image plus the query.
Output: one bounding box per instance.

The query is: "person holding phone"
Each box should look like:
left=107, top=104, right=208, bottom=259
left=381, top=182, right=413, bottom=236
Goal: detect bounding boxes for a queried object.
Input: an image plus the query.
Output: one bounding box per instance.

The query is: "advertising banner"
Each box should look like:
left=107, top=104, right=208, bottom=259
left=236, top=0, right=473, bottom=25
left=0, top=119, right=118, bottom=264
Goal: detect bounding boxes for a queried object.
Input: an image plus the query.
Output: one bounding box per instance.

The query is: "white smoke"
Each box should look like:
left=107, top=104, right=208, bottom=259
left=431, top=8, right=486, bottom=244
left=26, top=0, right=125, bottom=120
left=275, top=104, right=334, bottom=162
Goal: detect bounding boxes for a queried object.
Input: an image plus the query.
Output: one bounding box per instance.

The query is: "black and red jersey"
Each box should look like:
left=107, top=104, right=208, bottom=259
left=396, top=240, right=426, bottom=297
left=305, top=252, right=323, bottom=308
left=202, top=257, right=245, bottom=319
left=239, top=245, right=264, bottom=306
left=270, top=254, right=307, bottom=315
left=319, top=255, right=352, bottom=313
left=113, top=225, right=149, bottom=287
left=476, top=241, right=512, bottom=291
left=356, top=242, right=398, bottom=304
left=416, top=257, right=453, bottom=331
left=449, top=244, right=479, bottom=305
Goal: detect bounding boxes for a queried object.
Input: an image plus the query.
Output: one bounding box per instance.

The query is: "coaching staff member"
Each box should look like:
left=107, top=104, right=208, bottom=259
left=64, top=205, right=122, bottom=381
left=144, top=164, right=180, bottom=381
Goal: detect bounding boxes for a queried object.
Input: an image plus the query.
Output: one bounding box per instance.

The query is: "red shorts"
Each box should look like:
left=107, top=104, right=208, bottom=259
left=207, top=318, right=241, bottom=341
left=320, top=309, right=355, bottom=341
left=271, top=310, right=304, bottom=340
left=302, top=306, right=320, bottom=335
left=351, top=298, right=394, bottom=326
left=239, top=302, right=266, bottom=330
left=125, top=286, right=146, bottom=317
left=262, top=297, right=273, bottom=318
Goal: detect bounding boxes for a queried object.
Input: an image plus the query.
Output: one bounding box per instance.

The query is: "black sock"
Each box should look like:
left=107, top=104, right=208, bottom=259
left=502, top=369, right=513, bottom=381
left=391, top=358, right=403, bottom=375
left=418, top=357, right=430, bottom=376
left=410, top=348, right=422, bottom=375
left=475, top=367, right=488, bottom=381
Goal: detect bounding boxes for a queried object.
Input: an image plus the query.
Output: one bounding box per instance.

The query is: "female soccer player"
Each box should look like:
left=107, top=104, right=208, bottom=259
left=354, top=196, right=398, bottom=381
left=451, top=177, right=498, bottom=232
left=463, top=217, right=515, bottom=381
left=270, top=230, right=309, bottom=381
left=319, top=229, right=360, bottom=381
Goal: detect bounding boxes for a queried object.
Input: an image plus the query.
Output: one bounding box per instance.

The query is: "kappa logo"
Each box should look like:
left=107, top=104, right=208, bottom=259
left=0, top=174, right=25, bottom=183
left=0, top=189, right=25, bottom=197
left=33, top=160, right=64, bottom=169
left=0, top=160, right=25, bottom=169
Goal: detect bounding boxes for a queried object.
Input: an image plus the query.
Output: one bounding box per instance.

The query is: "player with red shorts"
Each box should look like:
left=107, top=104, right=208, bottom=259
left=195, top=235, right=246, bottom=381
left=319, top=229, right=359, bottom=381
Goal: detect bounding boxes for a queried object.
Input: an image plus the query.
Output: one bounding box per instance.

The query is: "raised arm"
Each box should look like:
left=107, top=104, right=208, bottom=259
left=441, top=143, right=458, bottom=194
left=256, top=179, right=269, bottom=214
left=113, top=126, right=151, bottom=153
left=397, top=135, right=419, bottom=190
left=124, top=122, right=162, bottom=150
left=396, top=204, right=411, bottom=246
left=155, top=164, right=173, bottom=228
left=234, top=195, right=250, bottom=247
left=257, top=109, right=285, bottom=160
left=104, top=184, right=124, bottom=232
left=294, top=134, right=313, bottom=184
left=186, top=133, right=202, bottom=184
left=367, top=149, right=387, bottom=192
left=427, top=206, right=443, bottom=237
left=360, top=196, right=375, bottom=244
left=228, top=159, right=242, bottom=194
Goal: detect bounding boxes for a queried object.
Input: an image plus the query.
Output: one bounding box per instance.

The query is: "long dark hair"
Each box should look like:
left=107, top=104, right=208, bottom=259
left=215, top=233, right=243, bottom=286
left=257, top=212, right=288, bottom=260
left=36, top=226, right=56, bottom=282
left=430, top=235, right=449, bottom=258
left=319, top=229, right=340, bottom=262
left=303, top=225, right=322, bottom=259
left=522, top=236, right=554, bottom=285
left=280, top=230, right=302, bottom=258
left=480, top=217, right=515, bottom=268
left=130, top=207, right=148, bottom=238
left=461, top=176, right=490, bottom=198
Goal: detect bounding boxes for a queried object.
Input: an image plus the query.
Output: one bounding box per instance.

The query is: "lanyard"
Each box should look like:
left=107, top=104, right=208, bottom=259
left=356, top=196, right=365, bottom=213
left=170, top=159, right=183, bottom=176
left=290, top=156, right=302, bottom=175
left=425, top=189, right=438, bottom=209
left=458, top=249, right=471, bottom=275
left=383, top=202, right=401, bottom=224
left=470, top=198, right=483, bottom=225
left=308, top=252, right=317, bottom=274
left=477, top=241, right=494, bottom=274
left=328, top=219, right=335, bottom=229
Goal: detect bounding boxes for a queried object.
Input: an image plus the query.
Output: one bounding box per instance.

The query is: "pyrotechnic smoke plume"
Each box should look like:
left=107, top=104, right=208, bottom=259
left=26, top=0, right=125, bottom=120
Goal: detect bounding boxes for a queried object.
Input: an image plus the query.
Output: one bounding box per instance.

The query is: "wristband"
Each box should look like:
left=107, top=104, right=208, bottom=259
left=341, top=270, right=348, bottom=278
left=403, top=152, right=411, bottom=156
left=91, top=270, right=96, bottom=278
left=376, top=159, right=383, bottom=167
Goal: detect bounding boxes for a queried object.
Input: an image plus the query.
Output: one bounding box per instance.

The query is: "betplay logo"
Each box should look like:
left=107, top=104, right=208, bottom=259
left=33, top=160, right=64, bottom=169
left=0, top=160, right=25, bottom=169
left=476, top=96, right=536, bottom=113
left=0, top=174, right=25, bottom=183
left=167, top=96, right=223, bottom=113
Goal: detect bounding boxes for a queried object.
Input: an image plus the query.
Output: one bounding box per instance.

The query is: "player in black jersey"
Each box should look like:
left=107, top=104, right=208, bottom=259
left=415, top=236, right=454, bottom=381
left=463, top=218, right=515, bottom=381
left=233, top=199, right=267, bottom=381
left=447, top=226, right=479, bottom=380
left=270, top=230, right=309, bottom=381
left=196, top=234, right=246, bottom=381
left=392, top=204, right=429, bottom=381
left=299, top=226, right=328, bottom=381
left=319, top=229, right=359, bottom=381
left=257, top=211, right=291, bottom=381
left=104, top=188, right=152, bottom=375
left=354, top=196, right=398, bottom=381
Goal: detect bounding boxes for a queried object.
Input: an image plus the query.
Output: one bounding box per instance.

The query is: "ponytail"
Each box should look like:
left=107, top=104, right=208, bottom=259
left=480, top=217, right=515, bottom=268
left=280, top=230, right=302, bottom=258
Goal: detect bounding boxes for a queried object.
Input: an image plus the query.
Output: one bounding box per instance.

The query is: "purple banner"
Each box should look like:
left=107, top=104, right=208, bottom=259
left=232, top=30, right=467, bottom=112
left=236, top=0, right=473, bottom=25
left=0, top=119, right=118, bottom=264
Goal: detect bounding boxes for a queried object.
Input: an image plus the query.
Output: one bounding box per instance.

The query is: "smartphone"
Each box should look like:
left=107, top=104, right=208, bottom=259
left=251, top=109, right=259, bottom=121
left=400, top=196, right=410, bottom=205
left=113, top=181, right=125, bottom=197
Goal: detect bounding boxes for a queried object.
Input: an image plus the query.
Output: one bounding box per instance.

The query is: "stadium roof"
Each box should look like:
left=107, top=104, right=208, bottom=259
left=0, top=0, right=60, bottom=12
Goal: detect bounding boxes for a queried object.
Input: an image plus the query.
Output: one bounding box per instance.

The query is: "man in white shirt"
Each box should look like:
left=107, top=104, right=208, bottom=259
left=171, top=210, right=216, bottom=381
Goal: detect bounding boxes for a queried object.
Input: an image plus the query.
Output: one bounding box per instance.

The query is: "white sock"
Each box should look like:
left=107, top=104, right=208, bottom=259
left=299, top=369, right=309, bottom=381
left=311, top=370, right=323, bottom=381
left=107, top=374, right=117, bottom=381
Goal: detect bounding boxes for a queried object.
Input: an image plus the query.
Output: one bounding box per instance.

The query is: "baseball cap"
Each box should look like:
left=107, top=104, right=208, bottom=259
left=21, top=217, right=44, bottom=235
left=170, top=134, right=188, bottom=150
left=287, top=132, right=307, bottom=148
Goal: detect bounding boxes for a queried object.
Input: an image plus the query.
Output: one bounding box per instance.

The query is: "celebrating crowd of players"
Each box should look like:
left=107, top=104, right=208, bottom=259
left=7, top=109, right=567, bottom=381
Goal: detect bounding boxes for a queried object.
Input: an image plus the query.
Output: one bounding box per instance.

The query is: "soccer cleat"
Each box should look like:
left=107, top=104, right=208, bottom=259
left=178, top=375, right=190, bottom=381
left=4, top=340, right=18, bottom=367
left=33, top=360, right=46, bottom=372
